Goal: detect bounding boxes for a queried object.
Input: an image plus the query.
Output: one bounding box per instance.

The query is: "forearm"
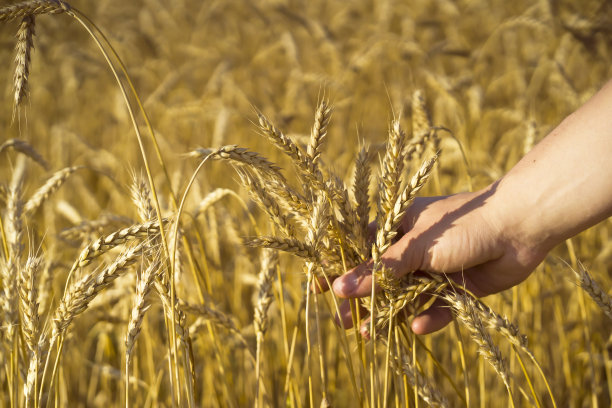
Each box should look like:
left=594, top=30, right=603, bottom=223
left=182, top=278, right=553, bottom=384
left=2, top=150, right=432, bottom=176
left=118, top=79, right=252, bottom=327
left=490, top=80, right=612, bottom=253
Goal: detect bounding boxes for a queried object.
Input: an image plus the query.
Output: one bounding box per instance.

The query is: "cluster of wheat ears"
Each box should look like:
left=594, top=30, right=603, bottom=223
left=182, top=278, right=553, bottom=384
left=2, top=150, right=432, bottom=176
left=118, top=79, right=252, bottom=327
left=0, top=0, right=611, bottom=407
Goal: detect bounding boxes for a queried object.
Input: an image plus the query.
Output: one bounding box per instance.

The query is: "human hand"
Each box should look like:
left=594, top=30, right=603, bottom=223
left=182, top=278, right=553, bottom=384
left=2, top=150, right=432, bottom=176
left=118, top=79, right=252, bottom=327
left=331, top=184, right=549, bottom=335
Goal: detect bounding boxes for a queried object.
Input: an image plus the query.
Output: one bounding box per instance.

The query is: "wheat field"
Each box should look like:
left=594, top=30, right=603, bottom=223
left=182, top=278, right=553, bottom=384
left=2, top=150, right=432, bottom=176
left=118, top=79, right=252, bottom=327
left=0, top=0, right=611, bottom=407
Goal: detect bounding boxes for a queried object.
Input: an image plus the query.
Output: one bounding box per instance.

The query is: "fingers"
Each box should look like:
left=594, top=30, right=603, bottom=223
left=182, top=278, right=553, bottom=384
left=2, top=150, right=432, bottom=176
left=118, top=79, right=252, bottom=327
left=335, top=299, right=368, bottom=330
left=411, top=298, right=453, bottom=335
left=310, top=274, right=338, bottom=294
left=332, top=234, right=422, bottom=298
left=332, top=262, right=374, bottom=298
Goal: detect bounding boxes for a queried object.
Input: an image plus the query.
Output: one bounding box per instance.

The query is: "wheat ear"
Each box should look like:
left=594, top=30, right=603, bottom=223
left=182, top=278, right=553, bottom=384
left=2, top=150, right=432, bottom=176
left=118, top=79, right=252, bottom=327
left=58, top=214, right=132, bottom=243
left=74, top=218, right=166, bottom=268
left=378, top=120, right=407, bottom=221
left=2, top=169, right=25, bottom=340
left=353, top=147, right=371, bottom=257
left=125, top=261, right=160, bottom=358
left=0, top=139, right=49, bottom=171
left=189, top=145, right=285, bottom=182
left=244, top=236, right=317, bottom=260
left=51, top=241, right=145, bottom=343
left=391, top=342, right=449, bottom=408
left=13, top=14, right=35, bottom=120
left=19, top=256, right=42, bottom=353
left=24, top=166, right=85, bottom=215
left=306, top=100, right=332, bottom=165
left=129, top=173, right=155, bottom=222
left=445, top=291, right=513, bottom=395
left=237, top=170, right=296, bottom=237
left=574, top=262, right=612, bottom=320
left=257, top=113, right=333, bottom=196
left=0, top=0, right=70, bottom=22
left=180, top=300, right=250, bottom=352
left=254, top=248, right=278, bottom=395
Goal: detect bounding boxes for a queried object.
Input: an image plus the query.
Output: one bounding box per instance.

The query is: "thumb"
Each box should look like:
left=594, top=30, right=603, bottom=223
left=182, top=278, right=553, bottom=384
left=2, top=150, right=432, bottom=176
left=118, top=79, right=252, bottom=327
left=332, top=232, right=427, bottom=298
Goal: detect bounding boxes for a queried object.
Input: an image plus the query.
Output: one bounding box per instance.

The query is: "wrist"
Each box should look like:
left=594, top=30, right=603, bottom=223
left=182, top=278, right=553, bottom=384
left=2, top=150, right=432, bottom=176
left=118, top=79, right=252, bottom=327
left=482, top=180, right=556, bottom=262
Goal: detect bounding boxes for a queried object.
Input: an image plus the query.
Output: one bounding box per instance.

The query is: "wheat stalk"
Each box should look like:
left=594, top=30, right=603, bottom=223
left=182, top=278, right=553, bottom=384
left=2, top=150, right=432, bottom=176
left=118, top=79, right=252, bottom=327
left=24, top=341, right=44, bottom=407
left=0, top=139, right=49, bottom=171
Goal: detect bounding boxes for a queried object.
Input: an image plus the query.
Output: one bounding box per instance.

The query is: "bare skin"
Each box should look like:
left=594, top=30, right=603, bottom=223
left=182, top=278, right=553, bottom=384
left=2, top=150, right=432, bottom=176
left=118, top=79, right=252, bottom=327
left=331, top=79, right=612, bottom=335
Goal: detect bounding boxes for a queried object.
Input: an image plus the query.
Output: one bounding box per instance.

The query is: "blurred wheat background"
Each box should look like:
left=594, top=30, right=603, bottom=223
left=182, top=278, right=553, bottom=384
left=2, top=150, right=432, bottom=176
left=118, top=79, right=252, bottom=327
left=0, top=0, right=611, bottom=407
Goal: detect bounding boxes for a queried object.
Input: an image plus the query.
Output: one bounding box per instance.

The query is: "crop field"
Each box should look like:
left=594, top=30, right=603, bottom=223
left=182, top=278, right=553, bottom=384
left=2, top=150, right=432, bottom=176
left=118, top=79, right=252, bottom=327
left=0, top=0, right=611, bottom=407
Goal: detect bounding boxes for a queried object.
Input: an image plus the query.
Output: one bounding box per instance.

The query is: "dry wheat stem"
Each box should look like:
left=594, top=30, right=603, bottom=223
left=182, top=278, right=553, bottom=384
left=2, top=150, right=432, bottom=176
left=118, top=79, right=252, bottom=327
left=153, top=279, right=196, bottom=404
left=23, top=344, right=40, bottom=406
left=24, top=166, right=85, bottom=215
left=0, top=0, right=70, bottom=23
left=0, top=139, right=49, bottom=171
